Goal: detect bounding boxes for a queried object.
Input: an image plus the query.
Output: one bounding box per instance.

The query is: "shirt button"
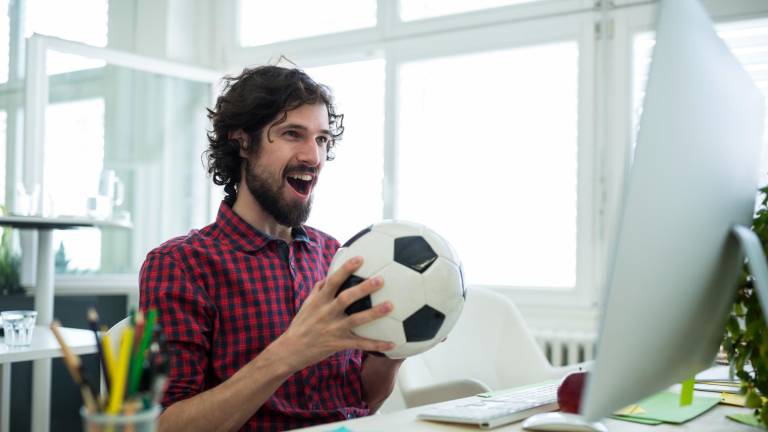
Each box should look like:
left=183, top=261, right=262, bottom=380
left=347, top=412, right=355, bottom=419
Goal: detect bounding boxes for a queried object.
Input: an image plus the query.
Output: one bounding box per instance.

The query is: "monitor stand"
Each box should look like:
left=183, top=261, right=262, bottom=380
left=731, top=225, right=768, bottom=317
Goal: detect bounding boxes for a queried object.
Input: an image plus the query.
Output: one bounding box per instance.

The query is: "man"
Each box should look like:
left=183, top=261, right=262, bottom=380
left=140, top=65, right=403, bottom=431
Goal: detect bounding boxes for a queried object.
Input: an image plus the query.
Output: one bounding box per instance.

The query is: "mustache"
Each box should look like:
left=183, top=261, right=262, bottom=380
left=285, top=165, right=318, bottom=176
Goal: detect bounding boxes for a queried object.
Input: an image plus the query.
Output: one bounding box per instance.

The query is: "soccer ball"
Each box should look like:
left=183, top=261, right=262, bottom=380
left=330, top=220, right=465, bottom=359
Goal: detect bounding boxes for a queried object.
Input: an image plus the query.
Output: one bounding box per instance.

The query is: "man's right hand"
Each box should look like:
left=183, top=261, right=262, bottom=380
left=269, top=255, right=395, bottom=373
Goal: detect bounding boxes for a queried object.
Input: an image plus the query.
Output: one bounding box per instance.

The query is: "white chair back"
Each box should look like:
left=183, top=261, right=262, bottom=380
left=397, top=287, right=559, bottom=407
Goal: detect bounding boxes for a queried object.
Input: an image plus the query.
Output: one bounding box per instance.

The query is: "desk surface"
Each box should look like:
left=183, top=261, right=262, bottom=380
left=0, top=326, right=97, bottom=363
left=293, top=401, right=755, bottom=431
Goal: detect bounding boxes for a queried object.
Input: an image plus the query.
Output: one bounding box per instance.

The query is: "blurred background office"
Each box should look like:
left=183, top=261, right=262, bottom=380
left=0, top=0, right=767, bottom=430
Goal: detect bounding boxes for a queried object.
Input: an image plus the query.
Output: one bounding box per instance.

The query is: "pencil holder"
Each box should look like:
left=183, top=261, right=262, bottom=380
left=80, top=404, right=160, bottom=432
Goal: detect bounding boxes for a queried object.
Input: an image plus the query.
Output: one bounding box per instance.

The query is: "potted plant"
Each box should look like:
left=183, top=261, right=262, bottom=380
left=0, top=206, right=21, bottom=295
left=723, top=185, right=768, bottom=425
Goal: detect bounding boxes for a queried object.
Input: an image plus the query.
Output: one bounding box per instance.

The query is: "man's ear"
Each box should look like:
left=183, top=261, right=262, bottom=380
left=228, top=129, right=249, bottom=158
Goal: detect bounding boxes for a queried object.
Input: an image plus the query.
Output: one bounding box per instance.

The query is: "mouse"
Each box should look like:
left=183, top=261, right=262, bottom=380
left=522, top=412, right=608, bottom=432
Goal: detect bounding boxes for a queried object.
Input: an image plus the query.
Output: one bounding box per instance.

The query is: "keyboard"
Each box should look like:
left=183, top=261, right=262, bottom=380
left=417, top=382, right=560, bottom=429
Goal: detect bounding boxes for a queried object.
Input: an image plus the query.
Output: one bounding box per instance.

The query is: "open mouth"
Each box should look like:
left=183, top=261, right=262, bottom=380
left=286, top=173, right=315, bottom=196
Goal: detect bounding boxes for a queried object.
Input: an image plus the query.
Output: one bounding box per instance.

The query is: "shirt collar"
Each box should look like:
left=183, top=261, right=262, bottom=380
left=215, top=201, right=313, bottom=252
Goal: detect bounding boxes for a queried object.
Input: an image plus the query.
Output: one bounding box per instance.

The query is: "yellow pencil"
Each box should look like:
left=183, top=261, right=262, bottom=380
left=100, top=329, right=116, bottom=391
left=107, top=326, right=134, bottom=414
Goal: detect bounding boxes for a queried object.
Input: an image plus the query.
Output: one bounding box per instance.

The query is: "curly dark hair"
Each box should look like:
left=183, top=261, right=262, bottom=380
left=204, top=65, right=344, bottom=204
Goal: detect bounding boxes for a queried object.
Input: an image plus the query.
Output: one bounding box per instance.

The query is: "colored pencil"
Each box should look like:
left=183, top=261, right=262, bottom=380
left=107, top=324, right=134, bottom=414
left=128, top=309, right=157, bottom=396
left=100, top=325, right=116, bottom=394
left=87, top=307, right=110, bottom=395
left=50, top=321, right=99, bottom=414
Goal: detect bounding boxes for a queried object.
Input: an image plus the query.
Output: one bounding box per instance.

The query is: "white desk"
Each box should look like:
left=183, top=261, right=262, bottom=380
left=0, top=325, right=97, bottom=432
left=292, top=399, right=756, bottom=431
left=0, top=215, right=130, bottom=432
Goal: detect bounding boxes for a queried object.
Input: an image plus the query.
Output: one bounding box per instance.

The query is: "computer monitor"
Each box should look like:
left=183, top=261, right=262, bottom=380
left=581, top=0, right=765, bottom=421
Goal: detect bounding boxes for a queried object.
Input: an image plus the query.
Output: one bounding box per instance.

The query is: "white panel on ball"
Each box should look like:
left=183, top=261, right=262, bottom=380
left=330, top=231, right=394, bottom=276
left=422, top=257, right=465, bottom=310
left=432, top=297, right=464, bottom=343
left=371, top=220, right=422, bottom=238
left=420, top=228, right=460, bottom=265
left=386, top=340, right=437, bottom=359
left=331, top=246, right=350, bottom=270
left=353, top=316, right=407, bottom=346
left=370, top=263, right=426, bottom=321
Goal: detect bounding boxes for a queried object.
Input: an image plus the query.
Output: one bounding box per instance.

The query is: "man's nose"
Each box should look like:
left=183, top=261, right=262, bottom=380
left=298, top=138, right=322, bottom=166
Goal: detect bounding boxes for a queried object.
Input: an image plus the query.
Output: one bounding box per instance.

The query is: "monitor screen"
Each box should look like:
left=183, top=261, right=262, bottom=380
left=581, top=0, right=765, bottom=421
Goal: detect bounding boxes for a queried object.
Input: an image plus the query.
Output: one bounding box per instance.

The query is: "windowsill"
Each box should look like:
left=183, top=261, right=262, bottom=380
left=22, top=273, right=138, bottom=296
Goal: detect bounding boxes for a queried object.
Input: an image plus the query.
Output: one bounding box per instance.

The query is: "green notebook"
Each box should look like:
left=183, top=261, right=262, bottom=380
left=610, top=415, right=663, bottom=425
left=610, top=391, right=719, bottom=424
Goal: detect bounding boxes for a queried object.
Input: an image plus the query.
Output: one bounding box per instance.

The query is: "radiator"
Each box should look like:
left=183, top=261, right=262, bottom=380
left=532, top=329, right=597, bottom=367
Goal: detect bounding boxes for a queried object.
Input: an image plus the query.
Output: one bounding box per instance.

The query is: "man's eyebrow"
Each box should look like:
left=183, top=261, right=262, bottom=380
left=280, top=123, right=331, bottom=135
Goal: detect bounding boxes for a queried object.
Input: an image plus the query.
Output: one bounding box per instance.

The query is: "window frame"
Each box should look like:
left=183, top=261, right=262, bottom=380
left=220, top=0, right=602, bottom=309
left=15, top=34, right=221, bottom=289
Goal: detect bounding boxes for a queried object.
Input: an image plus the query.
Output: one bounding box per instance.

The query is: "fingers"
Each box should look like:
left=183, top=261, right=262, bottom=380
left=322, top=256, right=363, bottom=298
left=312, top=278, right=326, bottom=293
left=335, top=275, right=384, bottom=313
left=343, top=300, right=393, bottom=328
left=347, top=334, right=396, bottom=353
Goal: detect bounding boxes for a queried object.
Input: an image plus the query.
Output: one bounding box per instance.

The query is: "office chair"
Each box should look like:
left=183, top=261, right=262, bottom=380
left=396, top=286, right=585, bottom=408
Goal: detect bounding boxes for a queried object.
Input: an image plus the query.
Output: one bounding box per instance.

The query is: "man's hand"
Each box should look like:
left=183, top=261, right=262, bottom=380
left=269, top=256, right=395, bottom=373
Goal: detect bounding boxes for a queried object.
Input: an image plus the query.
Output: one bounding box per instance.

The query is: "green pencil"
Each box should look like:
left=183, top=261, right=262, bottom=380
left=127, top=309, right=157, bottom=396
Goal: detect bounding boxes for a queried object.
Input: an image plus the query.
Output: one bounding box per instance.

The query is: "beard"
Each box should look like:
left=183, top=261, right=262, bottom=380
left=243, top=158, right=314, bottom=228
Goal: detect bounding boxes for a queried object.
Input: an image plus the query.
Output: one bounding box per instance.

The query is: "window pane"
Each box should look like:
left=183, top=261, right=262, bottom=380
left=719, top=20, right=768, bottom=188
left=633, top=18, right=768, bottom=186
left=0, top=110, right=5, bottom=206
left=25, top=0, right=108, bottom=75
left=400, top=0, right=544, bottom=22
left=398, top=42, right=579, bottom=288
left=43, top=65, right=212, bottom=275
left=44, top=99, right=105, bottom=217
left=304, top=59, right=385, bottom=243
left=0, top=0, right=8, bottom=83
left=239, top=0, right=376, bottom=46
left=45, top=99, right=104, bottom=272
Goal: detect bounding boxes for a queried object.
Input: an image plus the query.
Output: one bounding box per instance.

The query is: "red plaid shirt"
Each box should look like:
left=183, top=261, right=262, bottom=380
left=140, top=201, right=369, bottom=431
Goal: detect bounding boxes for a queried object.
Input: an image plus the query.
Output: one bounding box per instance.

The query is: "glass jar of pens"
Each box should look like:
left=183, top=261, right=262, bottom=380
left=51, top=308, right=168, bottom=432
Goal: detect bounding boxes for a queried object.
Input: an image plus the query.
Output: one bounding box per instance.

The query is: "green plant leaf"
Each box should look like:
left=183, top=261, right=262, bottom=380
left=747, top=389, right=763, bottom=408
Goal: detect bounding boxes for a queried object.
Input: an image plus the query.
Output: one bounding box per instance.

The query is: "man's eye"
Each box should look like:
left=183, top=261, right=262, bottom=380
left=284, top=130, right=301, bottom=139
left=316, top=136, right=329, bottom=145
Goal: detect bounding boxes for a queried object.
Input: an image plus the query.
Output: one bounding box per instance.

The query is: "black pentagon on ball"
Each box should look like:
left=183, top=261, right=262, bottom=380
left=393, top=236, right=437, bottom=273
left=403, top=305, right=445, bottom=342
left=342, top=225, right=373, bottom=248
left=335, top=275, right=372, bottom=315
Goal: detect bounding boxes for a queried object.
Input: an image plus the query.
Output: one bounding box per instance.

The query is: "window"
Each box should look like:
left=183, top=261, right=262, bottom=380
left=397, top=42, right=579, bottom=288
left=0, top=110, right=5, bottom=206
left=227, top=0, right=595, bottom=305
left=633, top=18, right=768, bottom=185
left=0, top=0, right=8, bottom=84
left=24, top=0, right=108, bottom=75
left=45, top=99, right=104, bottom=272
left=305, top=59, right=386, bottom=243
left=719, top=19, right=768, bottom=187
left=239, top=0, right=377, bottom=46
left=399, top=0, right=544, bottom=22
left=23, top=37, right=218, bottom=277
